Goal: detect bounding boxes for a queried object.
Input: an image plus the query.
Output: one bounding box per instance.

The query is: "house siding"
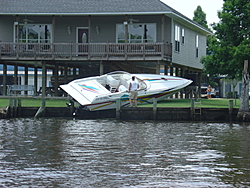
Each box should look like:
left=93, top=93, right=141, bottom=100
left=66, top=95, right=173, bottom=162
left=172, top=21, right=206, bottom=70
left=0, top=14, right=208, bottom=72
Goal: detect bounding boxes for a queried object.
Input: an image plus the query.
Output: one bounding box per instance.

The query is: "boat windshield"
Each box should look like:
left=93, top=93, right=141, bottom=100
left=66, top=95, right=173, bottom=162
left=102, top=71, right=146, bottom=93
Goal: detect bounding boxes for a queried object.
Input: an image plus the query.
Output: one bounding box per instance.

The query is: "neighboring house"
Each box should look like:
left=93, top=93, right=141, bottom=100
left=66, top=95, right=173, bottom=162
left=0, top=0, right=212, bottom=96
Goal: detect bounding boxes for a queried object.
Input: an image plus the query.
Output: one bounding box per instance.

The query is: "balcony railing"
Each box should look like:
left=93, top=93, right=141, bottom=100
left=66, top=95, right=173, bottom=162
left=0, top=42, right=172, bottom=61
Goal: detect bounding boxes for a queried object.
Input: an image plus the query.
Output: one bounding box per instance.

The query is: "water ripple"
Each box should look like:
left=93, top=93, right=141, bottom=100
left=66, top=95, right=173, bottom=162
left=0, top=118, right=249, bottom=187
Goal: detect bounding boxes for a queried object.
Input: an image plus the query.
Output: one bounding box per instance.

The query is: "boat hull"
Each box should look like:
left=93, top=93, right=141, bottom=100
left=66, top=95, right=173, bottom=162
left=60, top=71, right=193, bottom=111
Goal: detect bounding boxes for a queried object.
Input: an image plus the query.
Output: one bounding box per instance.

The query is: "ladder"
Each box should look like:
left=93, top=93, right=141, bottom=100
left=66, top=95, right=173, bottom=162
left=194, top=99, right=202, bottom=119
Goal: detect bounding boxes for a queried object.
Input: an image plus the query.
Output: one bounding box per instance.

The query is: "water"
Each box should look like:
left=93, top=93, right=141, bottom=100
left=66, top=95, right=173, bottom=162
left=0, top=118, right=250, bottom=188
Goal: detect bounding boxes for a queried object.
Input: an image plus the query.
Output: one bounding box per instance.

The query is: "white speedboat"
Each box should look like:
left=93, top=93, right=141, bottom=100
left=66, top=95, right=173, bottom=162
left=60, top=71, right=192, bottom=111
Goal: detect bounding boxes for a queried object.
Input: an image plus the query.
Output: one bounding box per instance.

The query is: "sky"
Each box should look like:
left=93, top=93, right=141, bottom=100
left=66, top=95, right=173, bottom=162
left=161, top=0, right=224, bottom=27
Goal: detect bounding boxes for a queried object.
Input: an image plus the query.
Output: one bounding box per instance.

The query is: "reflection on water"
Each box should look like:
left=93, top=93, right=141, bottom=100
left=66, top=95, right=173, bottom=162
left=0, top=118, right=250, bottom=187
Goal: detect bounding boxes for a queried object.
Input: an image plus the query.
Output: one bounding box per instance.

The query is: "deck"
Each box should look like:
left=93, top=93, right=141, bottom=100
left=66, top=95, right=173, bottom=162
left=0, top=42, right=172, bottom=61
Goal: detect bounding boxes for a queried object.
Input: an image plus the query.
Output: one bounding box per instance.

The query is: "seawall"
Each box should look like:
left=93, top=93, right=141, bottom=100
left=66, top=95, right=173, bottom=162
left=2, top=106, right=238, bottom=122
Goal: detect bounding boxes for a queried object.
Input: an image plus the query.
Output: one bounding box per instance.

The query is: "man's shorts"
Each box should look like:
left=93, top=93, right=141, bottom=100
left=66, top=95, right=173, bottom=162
left=130, top=90, right=138, bottom=99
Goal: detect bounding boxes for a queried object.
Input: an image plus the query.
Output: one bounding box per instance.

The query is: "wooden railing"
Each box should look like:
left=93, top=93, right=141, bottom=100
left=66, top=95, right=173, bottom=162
left=0, top=42, right=172, bottom=61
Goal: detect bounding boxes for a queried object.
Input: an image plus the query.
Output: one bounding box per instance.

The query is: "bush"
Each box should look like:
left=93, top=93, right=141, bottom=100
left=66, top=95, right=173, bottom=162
left=226, top=91, right=238, bottom=98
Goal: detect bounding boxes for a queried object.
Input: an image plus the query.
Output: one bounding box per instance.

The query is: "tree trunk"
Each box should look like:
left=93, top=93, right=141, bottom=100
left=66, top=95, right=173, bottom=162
left=237, top=60, right=250, bottom=121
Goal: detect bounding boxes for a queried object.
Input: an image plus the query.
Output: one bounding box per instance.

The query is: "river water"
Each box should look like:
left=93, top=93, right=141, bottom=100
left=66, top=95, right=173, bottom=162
left=0, top=118, right=250, bottom=188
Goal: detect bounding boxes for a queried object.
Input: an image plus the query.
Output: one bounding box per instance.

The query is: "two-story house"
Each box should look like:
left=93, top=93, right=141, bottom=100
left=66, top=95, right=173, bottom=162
left=0, top=0, right=211, bottom=96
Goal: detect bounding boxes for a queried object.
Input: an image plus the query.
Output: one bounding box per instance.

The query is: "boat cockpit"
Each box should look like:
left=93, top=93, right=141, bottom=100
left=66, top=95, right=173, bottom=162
left=96, top=72, right=147, bottom=94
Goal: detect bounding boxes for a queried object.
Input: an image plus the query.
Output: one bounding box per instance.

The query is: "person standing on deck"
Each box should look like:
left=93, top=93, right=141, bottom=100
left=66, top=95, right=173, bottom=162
left=129, top=76, right=139, bottom=107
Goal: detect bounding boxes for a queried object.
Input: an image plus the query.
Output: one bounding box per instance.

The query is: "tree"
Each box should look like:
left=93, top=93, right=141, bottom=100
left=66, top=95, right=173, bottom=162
left=201, top=0, right=250, bottom=80
left=193, top=5, right=216, bottom=86
left=193, top=5, right=208, bottom=29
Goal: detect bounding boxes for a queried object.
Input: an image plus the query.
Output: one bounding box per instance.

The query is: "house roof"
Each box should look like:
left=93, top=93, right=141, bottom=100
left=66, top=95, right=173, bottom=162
left=0, top=0, right=212, bottom=34
left=0, top=0, right=172, bottom=14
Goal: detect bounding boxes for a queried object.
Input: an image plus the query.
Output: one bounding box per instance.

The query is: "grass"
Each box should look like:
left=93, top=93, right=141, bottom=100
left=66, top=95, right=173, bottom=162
left=0, top=97, right=243, bottom=108
left=0, top=98, right=69, bottom=108
left=140, top=98, right=241, bottom=108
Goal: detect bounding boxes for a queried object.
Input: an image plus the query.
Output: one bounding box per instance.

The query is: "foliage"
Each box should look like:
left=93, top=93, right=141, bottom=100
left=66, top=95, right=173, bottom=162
left=202, top=0, right=250, bottom=80
left=193, top=5, right=208, bottom=29
left=225, top=91, right=239, bottom=98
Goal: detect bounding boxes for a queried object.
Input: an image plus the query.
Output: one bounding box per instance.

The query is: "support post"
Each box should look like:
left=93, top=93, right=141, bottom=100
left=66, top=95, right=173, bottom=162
left=3, top=63, right=7, bottom=95
left=153, top=97, right=157, bottom=120
left=69, top=101, right=75, bottom=116
left=100, top=60, right=104, bottom=76
left=9, top=98, right=13, bottom=118
left=116, top=99, right=121, bottom=120
left=42, top=61, right=47, bottom=98
left=190, top=99, right=194, bottom=120
left=34, top=67, right=38, bottom=96
left=24, top=66, right=28, bottom=95
left=54, top=64, right=59, bottom=96
left=18, top=99, right=22, bottom=117
left=229, top=100, right=233, bottom=122
left=34, top=99, right=46, bottom=119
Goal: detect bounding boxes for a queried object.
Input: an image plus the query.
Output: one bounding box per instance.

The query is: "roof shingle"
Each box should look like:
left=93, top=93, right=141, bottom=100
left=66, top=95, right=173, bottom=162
left=0, top=0, right=173, bottom=14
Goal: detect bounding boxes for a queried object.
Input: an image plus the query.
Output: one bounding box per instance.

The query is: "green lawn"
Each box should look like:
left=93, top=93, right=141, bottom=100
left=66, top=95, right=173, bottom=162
left=0, top=97, right=243, bottom=108
left=140, top=98, right=241, bottom=108
left=0, top=98, right=69, bottom=107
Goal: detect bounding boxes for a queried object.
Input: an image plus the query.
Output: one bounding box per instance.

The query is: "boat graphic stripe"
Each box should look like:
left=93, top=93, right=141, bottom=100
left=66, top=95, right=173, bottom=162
left=142, top=78, right=182, bottom=81
left=78, top=84, right=100, bottom=93
left=87, top=87, right=178, bottom=111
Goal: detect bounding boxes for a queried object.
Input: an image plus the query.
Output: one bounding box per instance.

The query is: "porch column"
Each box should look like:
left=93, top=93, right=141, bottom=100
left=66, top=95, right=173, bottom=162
left=34, top=67, right=38, bottom=96
left=14, top=64, right=18, bottom=85
left=73, top=66, right=77, bottom=79
left=124, top=15, right=128, bottom=60
left=54, top=64, right=59, bottom=96
left=175, top=68, right=179, bottom=98
left=170, top=66, right=174, bottom=98
left=88, top=15, right=91, bottom=60
left=24, top=66, right=28, bottom=95
left=161, top=14, right=165, bottom=59
left=42, top=61, right=47, bottom=98
left=52, top=16, right=55, bottom=59
left=52, top=16, right=55, bottom=44
left=180, top=68, right=184, bottom=98
left=64, top=64, right=68, bottom=84
left=3, top=63, right=7, bottom=95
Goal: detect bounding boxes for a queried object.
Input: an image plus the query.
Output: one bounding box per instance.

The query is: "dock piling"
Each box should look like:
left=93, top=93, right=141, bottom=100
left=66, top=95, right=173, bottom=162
left=116, top=99, right=121, bottom=120
left=153, top=98, right=157, bottom=120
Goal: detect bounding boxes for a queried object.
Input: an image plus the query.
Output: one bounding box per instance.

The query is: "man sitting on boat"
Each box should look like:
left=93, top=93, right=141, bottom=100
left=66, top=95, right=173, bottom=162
left=129, top=76, right=139, bottom=107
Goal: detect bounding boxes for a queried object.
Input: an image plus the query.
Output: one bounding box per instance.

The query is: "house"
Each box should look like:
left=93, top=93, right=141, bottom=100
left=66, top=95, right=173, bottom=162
left=0, top=0, right=212, bottom=97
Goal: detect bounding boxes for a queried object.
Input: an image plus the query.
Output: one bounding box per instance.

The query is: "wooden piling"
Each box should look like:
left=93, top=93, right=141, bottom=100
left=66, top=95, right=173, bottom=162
left=153, top=98, right=157, bottom=120
left=229, top=100, right=233, bottom=122
left=116, top=99, right=121, bottom=120
left=190, top=99, right=194, bottom=120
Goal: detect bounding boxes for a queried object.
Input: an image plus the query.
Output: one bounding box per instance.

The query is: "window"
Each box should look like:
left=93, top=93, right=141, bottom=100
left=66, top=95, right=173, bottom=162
left=116, top=23, right=156, bottom=43
left=196, top=35, right=199, bottom=57
left=17, top=24, right=52, bottom=44
left=175, top=25, right=180, bottom=52
left=181, top=29, right=185, bottom=44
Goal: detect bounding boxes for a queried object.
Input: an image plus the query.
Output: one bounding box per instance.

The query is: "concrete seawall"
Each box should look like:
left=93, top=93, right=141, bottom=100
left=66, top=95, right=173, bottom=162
left=2, top=106, right=238, bottom=122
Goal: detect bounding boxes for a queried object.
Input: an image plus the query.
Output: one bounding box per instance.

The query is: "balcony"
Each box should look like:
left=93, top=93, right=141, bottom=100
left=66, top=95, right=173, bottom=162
left=0, top=42, right=172, bottom=61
